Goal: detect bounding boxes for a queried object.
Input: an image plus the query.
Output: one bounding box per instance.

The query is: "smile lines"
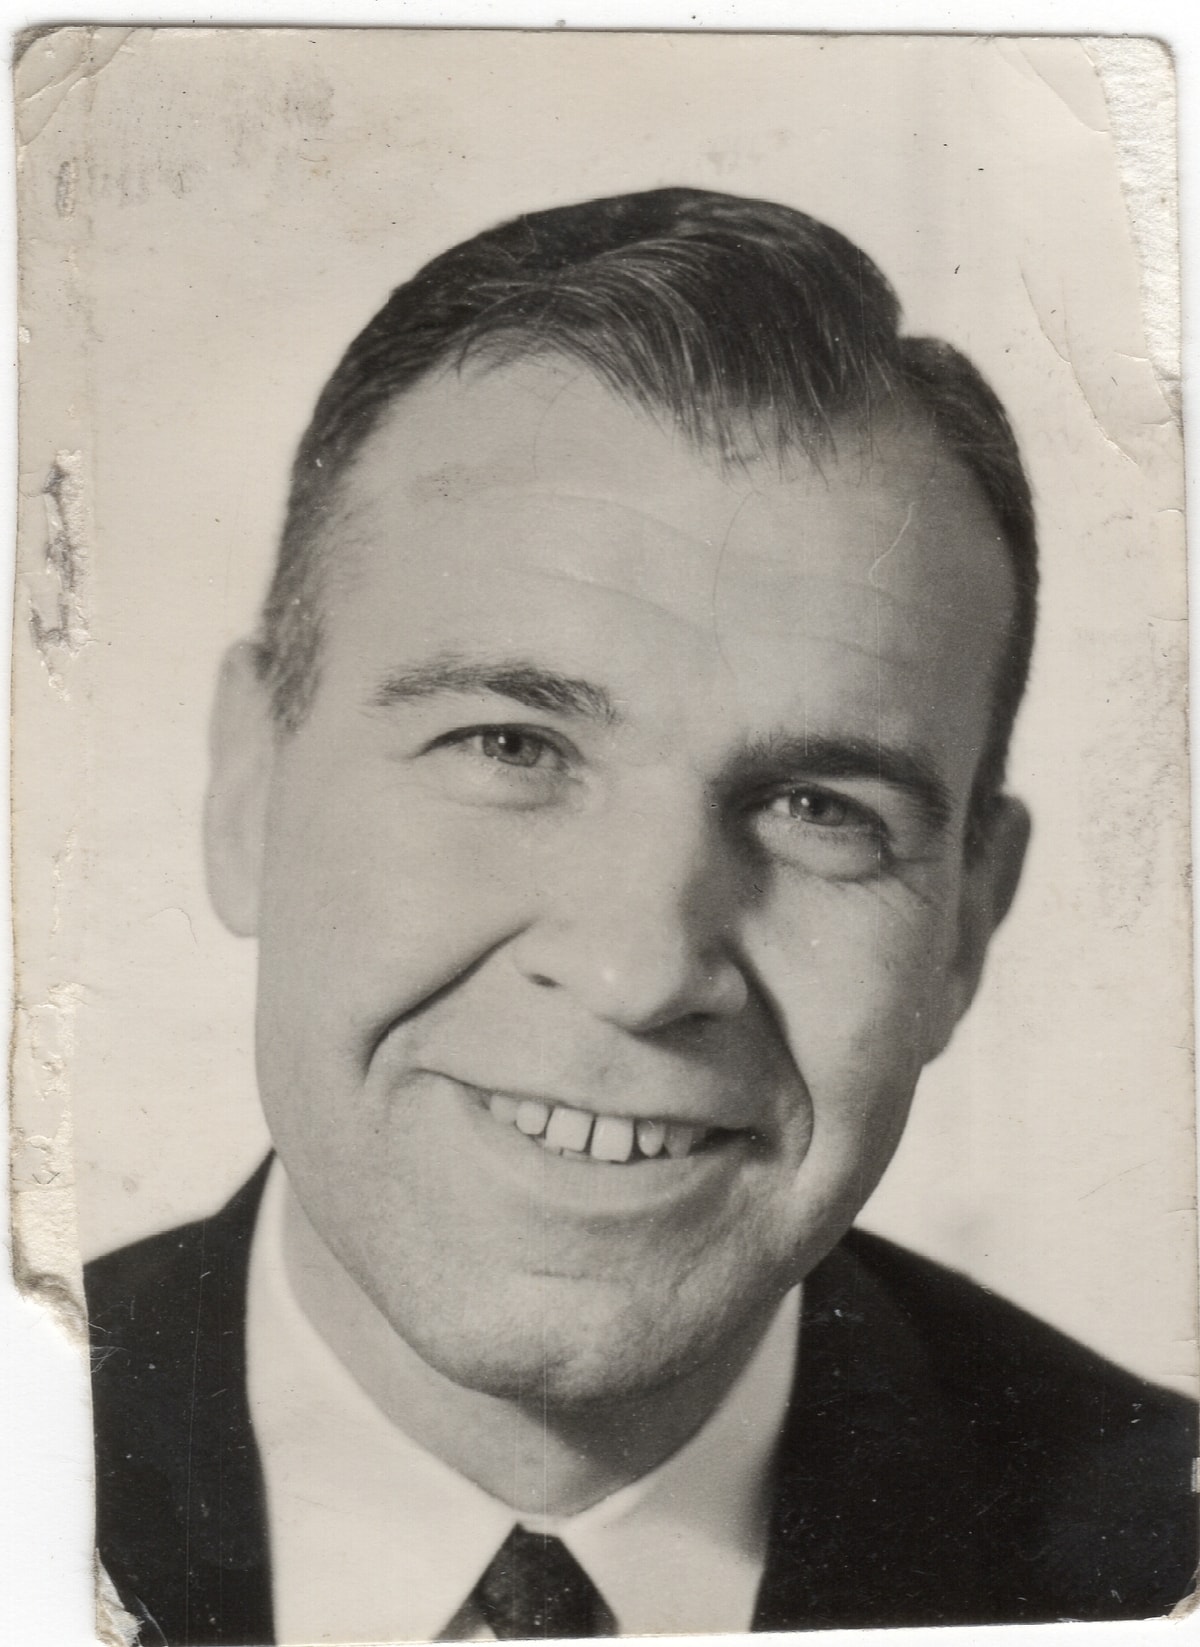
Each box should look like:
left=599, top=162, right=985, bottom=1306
left=486, top=1093, right=711, bottom=1162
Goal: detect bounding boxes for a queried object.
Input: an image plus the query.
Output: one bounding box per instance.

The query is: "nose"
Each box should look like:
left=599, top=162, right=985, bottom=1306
left=509, top=798, right=750, bottom=1034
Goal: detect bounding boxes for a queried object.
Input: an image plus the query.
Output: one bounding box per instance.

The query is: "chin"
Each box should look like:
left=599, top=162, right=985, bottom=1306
left=393, top=1271, right=743, bottom=1411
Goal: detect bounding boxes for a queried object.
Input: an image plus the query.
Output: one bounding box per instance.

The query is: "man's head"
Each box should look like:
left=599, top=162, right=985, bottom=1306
left=206, top=188, right=1034, bottom=1408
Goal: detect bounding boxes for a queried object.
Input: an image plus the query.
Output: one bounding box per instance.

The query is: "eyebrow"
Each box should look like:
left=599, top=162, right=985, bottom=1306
left=370, top=655, right=620, bottom=724
left=738, top=732, right=955, bottom=836
left=370, top=657, right=953, bottom=835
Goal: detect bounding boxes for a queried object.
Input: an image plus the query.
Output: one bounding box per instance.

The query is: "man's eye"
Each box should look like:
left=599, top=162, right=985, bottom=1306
left=754, top=784, right=888, bottom=878
left=418, top=723, right=572, bottom=809
left=475, top=728, right=555, bottom=768
left=434, top=725, right=566, bottom=775
left=768, top=786, right=872, bottom=830
left=775, top=788, right=853, bottom=828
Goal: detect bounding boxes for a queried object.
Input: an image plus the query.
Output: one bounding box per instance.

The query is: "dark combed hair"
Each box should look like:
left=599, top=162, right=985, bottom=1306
left=256, top=187, right=1037, bottom=832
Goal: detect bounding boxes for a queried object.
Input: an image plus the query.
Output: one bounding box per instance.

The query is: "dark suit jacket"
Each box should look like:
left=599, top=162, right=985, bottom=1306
left=85, top=1161, right=1198, bottom=1644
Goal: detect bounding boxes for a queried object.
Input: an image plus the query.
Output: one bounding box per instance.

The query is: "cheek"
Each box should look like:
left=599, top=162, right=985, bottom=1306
left=750, top=875, right=962, bottom=1114
left=256, top=763, right=539, bottom=1047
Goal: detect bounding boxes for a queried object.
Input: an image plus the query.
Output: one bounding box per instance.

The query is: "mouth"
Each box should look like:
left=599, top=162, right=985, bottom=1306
left=482, top=1090, right=748, bottom=1164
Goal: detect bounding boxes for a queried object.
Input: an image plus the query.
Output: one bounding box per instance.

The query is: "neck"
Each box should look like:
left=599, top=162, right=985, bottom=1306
left=281, top=1182, right=777, bottom=1516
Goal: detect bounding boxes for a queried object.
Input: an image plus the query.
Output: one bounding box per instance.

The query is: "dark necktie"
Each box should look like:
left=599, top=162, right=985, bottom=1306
left=473, top=1524, right=613, bottom=1638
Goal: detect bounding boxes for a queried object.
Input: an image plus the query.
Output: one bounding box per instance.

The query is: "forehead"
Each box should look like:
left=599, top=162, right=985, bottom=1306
left=328, top=359, right=1014, bottom=757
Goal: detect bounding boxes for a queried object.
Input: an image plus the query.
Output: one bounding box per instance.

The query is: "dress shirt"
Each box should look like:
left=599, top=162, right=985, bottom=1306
left=247, top=1159, right=801, bottom=1644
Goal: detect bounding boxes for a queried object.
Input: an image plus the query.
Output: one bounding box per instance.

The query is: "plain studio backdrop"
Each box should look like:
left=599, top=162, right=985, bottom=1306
left=12, top=30, right=1195, bottom=1401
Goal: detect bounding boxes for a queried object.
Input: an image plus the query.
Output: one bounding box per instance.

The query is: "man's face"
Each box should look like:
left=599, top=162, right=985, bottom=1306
left=222, top=359, right=1020, bottom=1407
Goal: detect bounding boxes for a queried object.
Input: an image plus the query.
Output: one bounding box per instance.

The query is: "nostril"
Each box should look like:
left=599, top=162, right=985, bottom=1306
left=529, top=972, right=557, bottom=989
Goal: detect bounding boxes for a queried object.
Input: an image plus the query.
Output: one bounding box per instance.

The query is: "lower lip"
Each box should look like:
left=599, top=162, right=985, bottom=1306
left=455, top=1085, right=755, bottom=1220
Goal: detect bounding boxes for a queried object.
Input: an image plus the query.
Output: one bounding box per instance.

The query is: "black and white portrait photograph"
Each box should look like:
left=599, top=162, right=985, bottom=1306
left=5, top=15, right=1198, bottom=1647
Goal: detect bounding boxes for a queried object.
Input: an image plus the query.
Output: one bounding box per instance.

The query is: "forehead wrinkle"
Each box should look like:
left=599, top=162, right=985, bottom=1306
left=470, top=557, right=749, bottom=657
left=401, top=482, right=753, bottom=555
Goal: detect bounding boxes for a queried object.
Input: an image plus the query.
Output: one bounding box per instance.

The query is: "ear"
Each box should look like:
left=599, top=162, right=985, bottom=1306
left=928, top=795, right=1030, bottom=1059
left=204, top=640, right=277, bottom=937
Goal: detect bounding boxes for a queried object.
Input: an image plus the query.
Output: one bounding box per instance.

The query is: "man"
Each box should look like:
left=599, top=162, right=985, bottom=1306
left=84, top=188, right=1197, bottom=1644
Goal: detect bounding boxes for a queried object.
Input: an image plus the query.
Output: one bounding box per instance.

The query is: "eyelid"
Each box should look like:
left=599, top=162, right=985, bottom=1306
left=797, top=784, right=882, bottom=829
left=755, top=778, right=884, bottom=826
left=424, top=721, right=574, bottom=763
left=753, top=779, right=897, bottom=868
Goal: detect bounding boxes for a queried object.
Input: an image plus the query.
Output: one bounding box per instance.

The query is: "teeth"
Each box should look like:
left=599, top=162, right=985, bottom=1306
left=486, top=1093, right=712, bottom=1161
left=515, top=1099, right=550, bottom=1137
left=665, top=1124, right=698, bottom=1159
left=636, top=1120, right=666, bottom=1158
left=544, top=1106, right=595, bottom=1153
left=591, top=1115, right=635, bottom=1162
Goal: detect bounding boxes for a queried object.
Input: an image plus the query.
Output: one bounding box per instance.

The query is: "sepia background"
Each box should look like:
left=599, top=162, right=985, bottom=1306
left=12, top=26, right=1195, bottom=1416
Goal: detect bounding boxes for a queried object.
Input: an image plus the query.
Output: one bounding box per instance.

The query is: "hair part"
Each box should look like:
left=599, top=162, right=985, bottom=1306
left=255, top=187, right=1037, bottom=843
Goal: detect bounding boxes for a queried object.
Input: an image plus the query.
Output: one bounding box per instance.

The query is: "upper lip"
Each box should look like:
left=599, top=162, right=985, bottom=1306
left=446, top=1073, right=757, bottom=1133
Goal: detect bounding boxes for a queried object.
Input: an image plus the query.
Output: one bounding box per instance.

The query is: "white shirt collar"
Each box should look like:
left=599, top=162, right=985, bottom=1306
left=247, top=1159, right=800, bottom=1642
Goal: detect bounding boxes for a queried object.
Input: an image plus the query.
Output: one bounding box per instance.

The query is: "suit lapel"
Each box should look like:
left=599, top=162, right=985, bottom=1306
left=89, top=1161, right=275, bottom=1646
left=753, top=1232, right=990, bottom=1630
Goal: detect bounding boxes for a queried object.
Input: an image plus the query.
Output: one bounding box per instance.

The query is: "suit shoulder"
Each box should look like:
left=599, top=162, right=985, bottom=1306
left=835, top=1229, right=1197, bottom=1616
left=84, top=1160, right=271, bottom=1359
left=842, top=1226, right=1196, bottom=1520
left=86, top=1215, right=211, bottom=1317
left=843, top=1227, right=1194, bottom=1430
left=767, top=1231, right=1196, bottom=1624
left=84, top=1165, right=275, bottom=1645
